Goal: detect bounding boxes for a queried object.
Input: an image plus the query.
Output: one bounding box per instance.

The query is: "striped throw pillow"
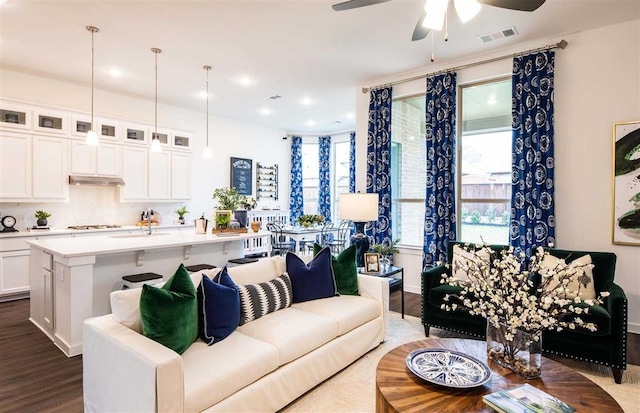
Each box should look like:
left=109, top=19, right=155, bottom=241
left=237, top=273, right=293, bottom=325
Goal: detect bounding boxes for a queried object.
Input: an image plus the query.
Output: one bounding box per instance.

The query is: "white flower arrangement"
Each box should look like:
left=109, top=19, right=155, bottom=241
left=440, top=244, right=609, bottom=344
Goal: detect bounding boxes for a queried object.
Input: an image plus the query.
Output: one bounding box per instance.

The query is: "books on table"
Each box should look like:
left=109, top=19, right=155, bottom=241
left=482, top=383, right=576, bottom=413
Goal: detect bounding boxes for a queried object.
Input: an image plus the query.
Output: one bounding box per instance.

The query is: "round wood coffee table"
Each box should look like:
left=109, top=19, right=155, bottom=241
left=375, top=338, right=622, bottom=413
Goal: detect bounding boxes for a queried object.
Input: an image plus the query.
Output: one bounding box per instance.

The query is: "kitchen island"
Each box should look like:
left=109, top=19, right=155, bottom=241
left=27, top=230, right=270, bottom=357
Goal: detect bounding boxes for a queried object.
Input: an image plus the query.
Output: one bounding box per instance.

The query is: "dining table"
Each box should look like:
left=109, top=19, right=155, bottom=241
left=279, top=226, right=339, bottom=254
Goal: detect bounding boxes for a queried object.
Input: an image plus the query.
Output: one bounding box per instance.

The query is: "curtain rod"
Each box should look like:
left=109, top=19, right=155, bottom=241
left=362, top=39, right=568, bottom=94
left=287, top=130, right=355, bottom=138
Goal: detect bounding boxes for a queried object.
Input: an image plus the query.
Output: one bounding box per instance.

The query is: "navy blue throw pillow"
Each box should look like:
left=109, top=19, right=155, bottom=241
left=286, top=247, right=337, bottom=303
left=197, top=266, right=240, bottom=345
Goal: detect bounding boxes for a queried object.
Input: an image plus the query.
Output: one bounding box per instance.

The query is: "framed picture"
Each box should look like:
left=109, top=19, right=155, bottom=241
left=214, top=210, right=232, bottom=230
left=613, top=120, right=640, bottom=245
left=364, top=252, right=380, bottom=273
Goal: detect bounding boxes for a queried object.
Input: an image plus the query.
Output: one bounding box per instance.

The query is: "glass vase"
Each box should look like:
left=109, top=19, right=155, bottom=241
left=486, top=321, right=542, bottom=379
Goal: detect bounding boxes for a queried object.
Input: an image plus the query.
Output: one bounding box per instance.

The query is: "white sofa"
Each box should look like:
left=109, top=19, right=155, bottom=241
left=83, top=256, right=389, bottom=412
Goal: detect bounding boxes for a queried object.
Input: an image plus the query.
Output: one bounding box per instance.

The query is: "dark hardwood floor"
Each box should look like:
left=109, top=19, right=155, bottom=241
left=1, top=292, right=637, bottom=412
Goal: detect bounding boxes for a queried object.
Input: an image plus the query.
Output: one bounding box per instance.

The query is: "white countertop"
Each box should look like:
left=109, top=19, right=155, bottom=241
left=0, top=223, right=194, bottom=239
left=27, top=230, right=269, bottom=258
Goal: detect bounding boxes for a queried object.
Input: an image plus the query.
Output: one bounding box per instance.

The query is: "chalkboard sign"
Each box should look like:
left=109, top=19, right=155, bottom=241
left=230, top=157, right=253, bottom=195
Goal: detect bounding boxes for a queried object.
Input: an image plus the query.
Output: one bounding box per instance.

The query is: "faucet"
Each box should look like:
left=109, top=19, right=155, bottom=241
left=147, top=208, right=152, bottom=235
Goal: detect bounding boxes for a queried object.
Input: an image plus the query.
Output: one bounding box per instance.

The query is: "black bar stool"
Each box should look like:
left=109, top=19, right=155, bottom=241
left=121, top=272, right=163, bottom=289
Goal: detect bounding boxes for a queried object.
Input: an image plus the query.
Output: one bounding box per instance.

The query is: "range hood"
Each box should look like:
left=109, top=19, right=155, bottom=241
left=69, top=175, right=125, bottom=187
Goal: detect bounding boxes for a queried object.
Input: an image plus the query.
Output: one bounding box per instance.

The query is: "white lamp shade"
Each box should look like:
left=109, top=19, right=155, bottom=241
left=202, top=147, right=212, bottom=159
left=339, top=193, right=379, bottom=222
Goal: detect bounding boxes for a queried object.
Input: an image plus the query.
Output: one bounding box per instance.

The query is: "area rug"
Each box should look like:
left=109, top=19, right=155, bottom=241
left=282, top=312, right=640, bottom=412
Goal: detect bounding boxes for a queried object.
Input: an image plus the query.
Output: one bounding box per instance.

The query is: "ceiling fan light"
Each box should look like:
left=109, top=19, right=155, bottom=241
left=86, top=130, right=99, bottom=146
left=423, top=0, right=447, bottom=30
left=454, top=0, right=481, bottom=23
left=422, top=10, right=445, bottom=30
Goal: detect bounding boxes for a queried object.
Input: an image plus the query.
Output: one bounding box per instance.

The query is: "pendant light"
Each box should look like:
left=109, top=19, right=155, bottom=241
left=86, top=26, right=99, bottom=146
left=150, top=47, right=162, bottom=153
left=202, top=65, right=212, bottom=159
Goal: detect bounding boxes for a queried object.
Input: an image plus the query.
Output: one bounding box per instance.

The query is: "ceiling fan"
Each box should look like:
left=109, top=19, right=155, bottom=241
left=332, top=0, right=546, bottom=41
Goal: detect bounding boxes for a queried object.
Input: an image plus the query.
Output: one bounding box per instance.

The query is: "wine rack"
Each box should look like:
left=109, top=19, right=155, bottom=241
left=256, top=163, right=278, bottom=200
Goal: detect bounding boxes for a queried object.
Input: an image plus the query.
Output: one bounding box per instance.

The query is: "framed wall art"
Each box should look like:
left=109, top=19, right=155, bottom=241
left=230, top=157, right=253, bottom=196
left=612, top=120, right=640, bottom=245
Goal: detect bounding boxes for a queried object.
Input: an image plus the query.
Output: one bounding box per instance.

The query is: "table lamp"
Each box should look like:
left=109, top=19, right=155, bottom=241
left=339, top=192, right=379, bottom=268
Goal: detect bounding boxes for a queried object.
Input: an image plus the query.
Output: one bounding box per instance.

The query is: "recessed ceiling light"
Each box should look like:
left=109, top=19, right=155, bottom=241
left=345, top=112, right=355, bottom=119
left=107, top=68, right=122, bottom=77
left=259, top=107, right=271, bottom=115
left=236, top=75, right=253, bottom=87
left=198, top=91, right=208, bottom=100
left=306, top=120, right=315, bottom=126
left=487, top=94, right=497, bottom=105
left=301, top=97, right=313, bottom=106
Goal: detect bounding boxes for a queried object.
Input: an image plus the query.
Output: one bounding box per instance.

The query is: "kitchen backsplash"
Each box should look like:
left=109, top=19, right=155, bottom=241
left=0, top=186, right=189, bottom=231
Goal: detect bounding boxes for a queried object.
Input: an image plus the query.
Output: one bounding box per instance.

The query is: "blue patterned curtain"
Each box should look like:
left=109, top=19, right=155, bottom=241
left=349, top=132, right=356, bottom=193
left=289, top=135, right=304, bottom=223
left=318, top=135, right=332, bottom=221
left=423, top=72, right=457, bottom=268
left=366, top=87, right=392, bottom=246
left=510, top=50, right=556, bottom=256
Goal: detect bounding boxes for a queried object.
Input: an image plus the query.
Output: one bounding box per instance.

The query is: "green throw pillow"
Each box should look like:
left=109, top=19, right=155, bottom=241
left=313, top=243, right=359, bottom=296
left=140, top=264, right=198, bottom=354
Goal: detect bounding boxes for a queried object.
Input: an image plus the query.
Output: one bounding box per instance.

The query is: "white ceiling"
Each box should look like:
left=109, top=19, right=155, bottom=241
left=1, top=0, right=638, bottom=135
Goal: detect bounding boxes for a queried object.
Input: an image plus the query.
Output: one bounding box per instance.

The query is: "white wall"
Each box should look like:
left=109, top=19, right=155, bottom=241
left=356, top=20, right=640, bottom=333
left=0, top=68, right=291, bottom=228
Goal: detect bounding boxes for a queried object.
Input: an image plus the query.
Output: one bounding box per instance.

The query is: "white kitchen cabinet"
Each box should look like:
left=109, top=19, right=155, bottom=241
left=148, top=151, right=171, bottom=200
left=171, top=151, right=192, bottom=200
left=0, top=250, right=30, bottom=298
left=0, top=132, right=31, bottom=199
left=32, top=135, right=68, bottom=200
left=121, top=146, right=148, bottom=200
left=71, top=140, right=120, bottom=177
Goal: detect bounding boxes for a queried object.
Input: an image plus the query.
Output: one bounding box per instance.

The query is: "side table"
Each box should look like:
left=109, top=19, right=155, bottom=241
left=361, top=266, right=404, bottom=318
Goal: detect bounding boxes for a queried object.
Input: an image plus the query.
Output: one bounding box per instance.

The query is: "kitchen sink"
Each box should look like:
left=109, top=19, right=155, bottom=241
left=109, top=232, right=172, bottom=238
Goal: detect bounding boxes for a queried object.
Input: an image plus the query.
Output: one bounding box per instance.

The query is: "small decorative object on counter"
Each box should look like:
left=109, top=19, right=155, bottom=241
left=195, top=214, right=208, bottom=234
left=212, top=210, right=247, bottom=234
left=34, top=210, right=51, bottom=227
left=250, top=221, right=261, bottom=233
left=175, top=205, right=189, bottom=224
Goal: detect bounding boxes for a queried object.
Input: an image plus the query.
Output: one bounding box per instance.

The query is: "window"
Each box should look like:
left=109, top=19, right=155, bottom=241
left=390, top=78, right=512, bottom=247
left=458, top=78, right=512, bottom=244
left=333, top=141, right=351, bottom=220
left=391, top=95, right=427, bottom=246
left=301, top=143, right=319, bottom=215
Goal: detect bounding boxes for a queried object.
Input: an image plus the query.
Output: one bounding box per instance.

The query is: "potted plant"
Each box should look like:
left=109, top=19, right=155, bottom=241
left=373, top=239, right=400, bottom=268
left=174, top=205, right=189, bottom=224
left=212, top=187, right=241, bottom=211
left=297, top=214, right=325, bottom=228
left=239, top=196, right=257, bottom=211
left=34, top=210, right=51, bottom=227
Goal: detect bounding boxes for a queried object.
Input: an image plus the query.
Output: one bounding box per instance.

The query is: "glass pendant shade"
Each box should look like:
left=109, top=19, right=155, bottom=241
left=202, top=146, right=212, bottom=159
left=150, top=137, right=162, bottom=153
left=86, top=130, right=99, bottom=146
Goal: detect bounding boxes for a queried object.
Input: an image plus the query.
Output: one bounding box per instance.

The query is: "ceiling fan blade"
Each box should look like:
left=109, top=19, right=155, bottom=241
left=478, top=0, right=546, bottom=12
left=411, top=10, right=430, bottom=41
left=332, top=0, right=393, bottom=12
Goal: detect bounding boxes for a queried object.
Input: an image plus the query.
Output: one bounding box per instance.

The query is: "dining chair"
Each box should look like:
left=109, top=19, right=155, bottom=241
left=265, top=222, right=295, bottom=256
left=326, top=219, right=352, bottom=254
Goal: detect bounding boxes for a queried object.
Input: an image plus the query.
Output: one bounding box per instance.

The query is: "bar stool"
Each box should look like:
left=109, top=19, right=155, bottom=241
left=121, top=272, right=163, bottom=289
left=227, top=257, right=259, bottom=267
left=185, top=264, right=217, bottom=273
